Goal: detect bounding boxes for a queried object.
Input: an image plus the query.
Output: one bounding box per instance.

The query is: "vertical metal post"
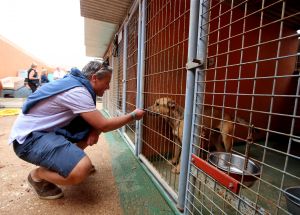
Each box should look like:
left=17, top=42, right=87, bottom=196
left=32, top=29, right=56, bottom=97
left=137, top=0, right=147, bottom=156
left=194, top=0, right=209, bottom=111
left=177, top=0, right=200, bottom=211
left=122, top=22, right=128, bottom=133
left=135, top=0, right=142, bottom=156
left=182, top=0, right=209, bottom=212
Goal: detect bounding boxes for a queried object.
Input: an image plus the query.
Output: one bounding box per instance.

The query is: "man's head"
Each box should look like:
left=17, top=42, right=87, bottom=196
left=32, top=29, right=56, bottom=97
left=31, top=63, right=37, bottom=68
left=82, top=61, right=113, bottom=96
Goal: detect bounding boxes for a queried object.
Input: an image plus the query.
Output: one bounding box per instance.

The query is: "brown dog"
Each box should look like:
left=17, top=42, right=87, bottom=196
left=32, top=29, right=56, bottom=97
left=148, top=97, right=249, bottom=174
left=148, top=97, right=184, bottom=174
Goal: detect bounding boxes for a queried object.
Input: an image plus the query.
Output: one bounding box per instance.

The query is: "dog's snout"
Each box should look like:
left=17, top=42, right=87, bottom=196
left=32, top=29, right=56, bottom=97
left=146, top=105, right=157, bottom=115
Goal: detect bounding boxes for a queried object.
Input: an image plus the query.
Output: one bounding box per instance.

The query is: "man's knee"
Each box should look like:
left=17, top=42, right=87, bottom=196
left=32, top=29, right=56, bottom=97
left=66, top=156, right=92, bottom=184
left=76, top=140, right=88, bottom=150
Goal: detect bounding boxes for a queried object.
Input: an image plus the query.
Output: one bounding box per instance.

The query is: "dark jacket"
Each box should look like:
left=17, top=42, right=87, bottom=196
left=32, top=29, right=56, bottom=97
left=41, top=74, right=49, bottom=83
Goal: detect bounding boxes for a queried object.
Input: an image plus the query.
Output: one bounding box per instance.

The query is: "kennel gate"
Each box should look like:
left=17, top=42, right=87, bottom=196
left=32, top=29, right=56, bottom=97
left=103, top=2, right=140, bottom=150
left=104, top=52, right=123, bottom=118
left=124, top=5, right=140, bottom=146
left=104, top=0, right=193, bottom=207
left=140, top=0, right=191, bottom=204
left=185, top=0, right=300, bottom=214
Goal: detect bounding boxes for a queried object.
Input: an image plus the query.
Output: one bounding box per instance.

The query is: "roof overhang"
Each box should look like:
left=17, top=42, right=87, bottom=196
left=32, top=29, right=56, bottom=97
left=80, top=0, right=133, bottom=58
left=83, top=18, right=117, bottom=57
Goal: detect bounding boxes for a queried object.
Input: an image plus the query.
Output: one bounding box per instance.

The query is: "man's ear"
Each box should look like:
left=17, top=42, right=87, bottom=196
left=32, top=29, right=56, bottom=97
left=91, top=74, right=98, bottom=82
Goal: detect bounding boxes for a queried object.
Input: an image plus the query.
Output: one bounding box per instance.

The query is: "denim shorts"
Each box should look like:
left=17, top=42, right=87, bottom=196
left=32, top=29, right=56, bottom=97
left=13, top=131, right=86, bottom=178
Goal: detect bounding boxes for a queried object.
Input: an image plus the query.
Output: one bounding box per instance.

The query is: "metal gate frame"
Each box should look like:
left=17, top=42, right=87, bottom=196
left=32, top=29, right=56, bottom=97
left=117, top=0, right=142, bottom=152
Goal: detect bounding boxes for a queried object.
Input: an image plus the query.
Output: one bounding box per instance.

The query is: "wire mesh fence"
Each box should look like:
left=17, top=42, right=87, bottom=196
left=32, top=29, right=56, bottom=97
left=142, top=0, right=190, bottom=194
left=124, top=8, right=139, bottom=143
left=102, top=0, right=299, bottom=214
left=117, top=32, right=124, bottom=113
left=186, top=0, right=300, bottom=214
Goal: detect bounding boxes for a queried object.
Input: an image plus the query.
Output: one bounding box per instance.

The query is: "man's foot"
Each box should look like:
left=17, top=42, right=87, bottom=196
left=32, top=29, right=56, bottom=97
left=27, top=173, right=64, bottom=200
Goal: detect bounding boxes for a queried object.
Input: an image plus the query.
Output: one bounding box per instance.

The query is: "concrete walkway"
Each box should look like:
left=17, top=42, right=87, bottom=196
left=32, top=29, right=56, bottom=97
left=0, top=99, right=178, bottom=215
left=0, top=114, right=122, bottom=215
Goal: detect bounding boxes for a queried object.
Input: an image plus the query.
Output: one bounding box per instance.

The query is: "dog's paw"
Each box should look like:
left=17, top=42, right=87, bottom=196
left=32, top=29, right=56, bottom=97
left=169, top=158, right=178, bottom=165
left=171, top=165, right=180, bottom=174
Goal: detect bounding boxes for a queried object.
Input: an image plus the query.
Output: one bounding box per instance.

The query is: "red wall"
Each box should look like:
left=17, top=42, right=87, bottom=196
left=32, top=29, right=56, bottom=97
left=205, top=1, right=299, bottom=138
left=0, top=35, right=53, bottom=79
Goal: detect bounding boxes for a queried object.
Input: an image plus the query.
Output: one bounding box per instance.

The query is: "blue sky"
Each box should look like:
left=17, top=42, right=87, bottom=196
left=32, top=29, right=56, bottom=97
left=0, top=0, right=93, bottom=69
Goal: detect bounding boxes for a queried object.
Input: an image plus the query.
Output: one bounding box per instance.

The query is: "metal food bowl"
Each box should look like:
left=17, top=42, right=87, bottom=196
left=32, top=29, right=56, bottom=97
left=284, top=186, right=300, bottom=215
left=208, top=152, right=261, bottom=187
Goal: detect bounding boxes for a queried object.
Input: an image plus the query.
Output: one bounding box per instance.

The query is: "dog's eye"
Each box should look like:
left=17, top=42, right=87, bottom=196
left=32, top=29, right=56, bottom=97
left=156, top=102, right=159, bottom=106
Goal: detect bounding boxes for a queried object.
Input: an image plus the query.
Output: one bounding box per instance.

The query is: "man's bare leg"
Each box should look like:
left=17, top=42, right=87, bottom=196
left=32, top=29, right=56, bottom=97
left=31, top=155, right=92, bottom=186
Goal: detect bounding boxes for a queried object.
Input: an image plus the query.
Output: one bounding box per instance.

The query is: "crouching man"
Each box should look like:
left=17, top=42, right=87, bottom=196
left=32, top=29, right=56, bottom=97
left=9, top=61, right=145, bottom=199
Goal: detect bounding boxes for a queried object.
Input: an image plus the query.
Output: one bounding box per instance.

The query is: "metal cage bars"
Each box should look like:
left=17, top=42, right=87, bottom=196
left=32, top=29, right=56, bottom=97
left=141, top=0, right=191, bottom=206
left=102, top=0, right=300, bottom=214
left=185, top=0, right=300, bottom=214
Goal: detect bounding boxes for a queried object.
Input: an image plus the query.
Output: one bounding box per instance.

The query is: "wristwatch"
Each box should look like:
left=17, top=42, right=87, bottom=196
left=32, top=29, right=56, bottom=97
left=130, top=111, right=137, bottom=120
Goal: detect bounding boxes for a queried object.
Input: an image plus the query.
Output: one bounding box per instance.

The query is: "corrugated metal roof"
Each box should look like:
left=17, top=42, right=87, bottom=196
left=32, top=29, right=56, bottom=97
left=80, top=0, right=133, bottom=58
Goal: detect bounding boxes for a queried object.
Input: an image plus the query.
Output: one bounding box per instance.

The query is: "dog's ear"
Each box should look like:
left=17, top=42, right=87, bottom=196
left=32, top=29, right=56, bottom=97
left=167, top=100, right=176, bottom=109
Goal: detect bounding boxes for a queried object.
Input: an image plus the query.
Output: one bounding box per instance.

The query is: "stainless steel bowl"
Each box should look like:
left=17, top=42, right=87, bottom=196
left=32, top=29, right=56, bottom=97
left=208, top=152, right=261, bottom=187
left=284, top=186, right=300, bottom=215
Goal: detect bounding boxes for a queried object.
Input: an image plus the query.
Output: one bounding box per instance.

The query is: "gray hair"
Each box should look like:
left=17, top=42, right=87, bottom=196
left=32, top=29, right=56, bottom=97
left=81, top=61, right=112, bottom=80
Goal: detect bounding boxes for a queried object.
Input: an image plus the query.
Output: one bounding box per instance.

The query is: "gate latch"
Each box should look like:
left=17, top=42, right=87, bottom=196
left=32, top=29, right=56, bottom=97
left=186, top=59, right=203, bottom=70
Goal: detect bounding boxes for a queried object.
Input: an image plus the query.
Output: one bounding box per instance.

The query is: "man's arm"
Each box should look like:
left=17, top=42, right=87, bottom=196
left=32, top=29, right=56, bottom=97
left=80, top=109, right=145, bottom=133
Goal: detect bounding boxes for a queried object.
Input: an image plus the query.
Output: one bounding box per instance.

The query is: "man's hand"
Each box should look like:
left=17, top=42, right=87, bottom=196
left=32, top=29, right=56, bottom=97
left=131, top=109, right=146, bottom=120
left=86, top=129, right=101, bottom=146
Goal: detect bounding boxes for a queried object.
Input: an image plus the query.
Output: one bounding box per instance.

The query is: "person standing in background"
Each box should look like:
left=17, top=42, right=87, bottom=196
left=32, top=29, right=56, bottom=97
left=0, top=81, right=3, bottom=108
left=53, top=67, right=65, bottom=80
left=0, top=80, right=3, bottom=92
left=40, top=68, right=50, bottom=84
left=27, top=63, right=40, bottom=93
